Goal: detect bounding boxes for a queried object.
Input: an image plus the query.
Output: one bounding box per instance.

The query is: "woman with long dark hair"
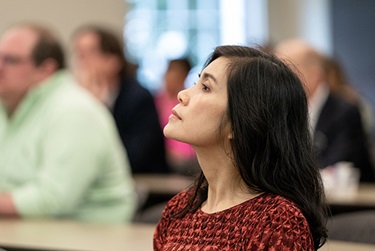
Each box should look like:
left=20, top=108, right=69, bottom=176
left=154, top=45, right=328, bottom=250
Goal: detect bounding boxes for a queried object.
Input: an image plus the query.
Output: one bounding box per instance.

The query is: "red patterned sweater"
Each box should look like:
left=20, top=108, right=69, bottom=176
left=154, top=190, right=314, bottom=251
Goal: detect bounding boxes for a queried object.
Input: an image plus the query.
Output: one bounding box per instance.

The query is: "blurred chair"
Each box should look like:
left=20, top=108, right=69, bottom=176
left=133, top=182, right=149, bottom=219
left=133, top=181, right=166, bottom=224
left=134, top=202, right=166, bottom=224
left=328, top=210, right=375, bottom=244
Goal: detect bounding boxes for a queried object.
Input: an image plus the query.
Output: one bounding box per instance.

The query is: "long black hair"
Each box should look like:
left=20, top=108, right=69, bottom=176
left=174, top=45, right=328, bottom=249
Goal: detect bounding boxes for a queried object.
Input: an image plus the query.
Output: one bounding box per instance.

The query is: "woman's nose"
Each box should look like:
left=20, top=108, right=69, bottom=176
left=177, top=89, right=189, bottom=105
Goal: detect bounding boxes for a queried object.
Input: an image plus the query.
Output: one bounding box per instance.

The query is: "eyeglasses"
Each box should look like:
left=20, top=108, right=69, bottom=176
left=0, top=54, right=32, bottom=66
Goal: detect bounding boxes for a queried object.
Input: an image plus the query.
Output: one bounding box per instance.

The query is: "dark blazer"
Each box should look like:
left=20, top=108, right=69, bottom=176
left=112, top=76, right=170, bottom=174
left=314, top=93, right=375, bottom=182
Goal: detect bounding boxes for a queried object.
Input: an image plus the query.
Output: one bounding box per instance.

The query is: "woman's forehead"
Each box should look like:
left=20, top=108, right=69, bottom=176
left=202, top=57, right=229, bottom=83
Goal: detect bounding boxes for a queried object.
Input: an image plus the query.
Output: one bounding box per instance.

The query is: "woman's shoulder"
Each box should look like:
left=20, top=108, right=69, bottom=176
left=247, top=193, right=310, bottom=230
left=246, top=193, right=314, bottom=249
left=254, top=193, right=305, bottom=216
left=163, top=189, right=193, bottom=213
left=167, top=189, right=193, bottom=206
left=257, top=193, right=302, bottom=210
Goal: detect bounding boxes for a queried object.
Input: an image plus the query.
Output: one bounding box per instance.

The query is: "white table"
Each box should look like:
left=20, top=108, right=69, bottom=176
left=0, top=219, right=374, bottom=251
left=0, top=219, right=155, bottom=251
left=135, top=175, right=375, bottom=208
left=321, top=240, right=375, bottom=251
left=327, top=183, right=375, bottom=207
left=134, top=174, right=193, bottom=195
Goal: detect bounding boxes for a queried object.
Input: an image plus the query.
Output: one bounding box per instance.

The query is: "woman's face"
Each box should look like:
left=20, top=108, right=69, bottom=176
left=163, top=57, right=231, bottom=148
left=72, top=31, right=121, bottom=76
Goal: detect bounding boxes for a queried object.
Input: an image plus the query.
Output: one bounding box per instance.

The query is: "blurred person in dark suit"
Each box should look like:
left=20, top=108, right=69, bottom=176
left=275, top=38, right=375, bottom=182
left=325, top=56, right=374, bottom=136
left=72, top=25, right=169, bottom=174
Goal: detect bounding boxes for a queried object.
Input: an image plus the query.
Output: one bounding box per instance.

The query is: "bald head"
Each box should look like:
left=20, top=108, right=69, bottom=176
left=274, top=39, right=326, bottom=99
left=0, top=24, right=64, bottom=116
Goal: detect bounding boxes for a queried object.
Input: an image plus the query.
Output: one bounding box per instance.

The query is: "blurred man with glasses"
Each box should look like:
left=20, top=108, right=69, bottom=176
left=0, top=23, right=136, bottom=223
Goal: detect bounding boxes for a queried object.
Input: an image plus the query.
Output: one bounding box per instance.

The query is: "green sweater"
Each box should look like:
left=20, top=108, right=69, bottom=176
left=0, top=71, right=136, bottom=223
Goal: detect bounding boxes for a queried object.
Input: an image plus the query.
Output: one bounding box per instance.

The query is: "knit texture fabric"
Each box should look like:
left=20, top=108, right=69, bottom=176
left=154, top=190, right=314, bottom=251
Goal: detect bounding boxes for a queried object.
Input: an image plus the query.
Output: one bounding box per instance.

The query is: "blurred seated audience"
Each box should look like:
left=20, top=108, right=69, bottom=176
left=275, top=38, right=375, bottom=182
left=0, top=23, right=136, bottom=223
left=71, top=25, right=169, bottom=174
left=154, top=58, right=199, bottom=175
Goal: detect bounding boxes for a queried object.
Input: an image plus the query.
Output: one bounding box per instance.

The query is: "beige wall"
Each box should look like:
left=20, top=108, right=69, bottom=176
left=267, top=0, right=301, bottom=44
left=0, top=0, right=127, bottom=50
left=267, top=0, right=331, bottom=53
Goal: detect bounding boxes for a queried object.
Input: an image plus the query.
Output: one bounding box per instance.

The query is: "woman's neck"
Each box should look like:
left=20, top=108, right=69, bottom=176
left=195, top=147, right=260, bottom=214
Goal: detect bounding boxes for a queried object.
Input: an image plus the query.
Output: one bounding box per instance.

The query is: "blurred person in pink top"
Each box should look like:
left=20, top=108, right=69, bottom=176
left=155, top=58, right=199, bottom=175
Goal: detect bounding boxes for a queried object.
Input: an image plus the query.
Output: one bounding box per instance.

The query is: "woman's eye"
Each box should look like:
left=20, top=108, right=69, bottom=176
left=201, top=83, right=210, bottom=92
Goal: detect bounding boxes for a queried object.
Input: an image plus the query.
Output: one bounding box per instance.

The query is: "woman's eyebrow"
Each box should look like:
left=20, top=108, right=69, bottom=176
left=200, top=72, right=217, bottom=84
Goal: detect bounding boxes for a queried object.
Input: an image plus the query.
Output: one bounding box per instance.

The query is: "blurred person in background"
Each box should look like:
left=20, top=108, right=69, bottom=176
left=154, top=58, right=199, bottom=175
left=72, top=25, right=169, bottom=174
left=324, top=56, right=374, bottom=136
left=0, top=23, right=136, bottom=222
left=275, top=38, right=375, bottom=182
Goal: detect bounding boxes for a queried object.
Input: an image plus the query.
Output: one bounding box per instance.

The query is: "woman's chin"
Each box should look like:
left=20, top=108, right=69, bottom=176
left=163, top=125, right=184, bottom=142
left=163, top=124, right=175, bottom=139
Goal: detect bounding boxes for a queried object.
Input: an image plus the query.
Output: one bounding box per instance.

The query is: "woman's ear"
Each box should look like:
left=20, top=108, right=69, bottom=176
left=228, top=132, right=233, bottom=140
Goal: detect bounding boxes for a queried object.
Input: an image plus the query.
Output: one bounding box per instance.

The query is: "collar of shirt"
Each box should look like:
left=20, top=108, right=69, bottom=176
left=0, top=70, right=69, bottom=127
left=104, top=84, right=120, bottom=111
left=308, top=83, right=330, bottom=131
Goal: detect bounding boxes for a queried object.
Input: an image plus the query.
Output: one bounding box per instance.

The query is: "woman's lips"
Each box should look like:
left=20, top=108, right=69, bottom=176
left=170, top=109, right=182, bottom=120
